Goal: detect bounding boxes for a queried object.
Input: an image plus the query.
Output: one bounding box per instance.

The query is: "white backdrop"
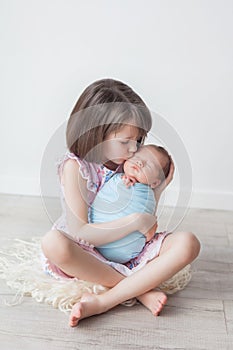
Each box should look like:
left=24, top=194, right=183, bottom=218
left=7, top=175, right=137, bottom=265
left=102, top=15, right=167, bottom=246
left=1, top=0, right=233, bottom=210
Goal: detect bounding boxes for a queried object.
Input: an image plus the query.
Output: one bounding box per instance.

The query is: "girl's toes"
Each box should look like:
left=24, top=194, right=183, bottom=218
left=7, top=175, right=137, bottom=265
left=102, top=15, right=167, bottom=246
left=153, top=299, right=166, bottom=316
left=160, top=294, right=167, bottom=305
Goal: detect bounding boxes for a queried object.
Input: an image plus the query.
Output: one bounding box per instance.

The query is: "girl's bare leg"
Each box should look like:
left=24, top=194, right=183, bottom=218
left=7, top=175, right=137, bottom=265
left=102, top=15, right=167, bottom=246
left=42, top=229, right=167, bottom=316
left=41, top=230, right=125, bottom=287
left=69, top=231, right=200, bottom=326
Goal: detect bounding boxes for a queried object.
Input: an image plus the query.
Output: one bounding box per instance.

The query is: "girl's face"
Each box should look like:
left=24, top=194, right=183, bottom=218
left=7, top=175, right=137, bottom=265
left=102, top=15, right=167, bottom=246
left=103, top=124, right=140, bottom=167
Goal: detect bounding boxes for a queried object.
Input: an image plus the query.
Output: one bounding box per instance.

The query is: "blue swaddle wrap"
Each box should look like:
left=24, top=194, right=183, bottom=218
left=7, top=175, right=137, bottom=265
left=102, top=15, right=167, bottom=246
left=89, top=173, right=156, bottom=263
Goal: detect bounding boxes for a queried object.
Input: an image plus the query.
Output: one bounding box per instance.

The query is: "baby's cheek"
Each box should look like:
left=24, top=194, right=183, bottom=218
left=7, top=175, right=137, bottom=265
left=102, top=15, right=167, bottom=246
left=139, top=173, right=149, bottom=184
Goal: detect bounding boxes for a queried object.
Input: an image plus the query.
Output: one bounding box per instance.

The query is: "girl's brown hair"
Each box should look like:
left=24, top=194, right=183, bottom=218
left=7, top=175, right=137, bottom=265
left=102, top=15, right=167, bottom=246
left=66, top=78, right=152, bottom=162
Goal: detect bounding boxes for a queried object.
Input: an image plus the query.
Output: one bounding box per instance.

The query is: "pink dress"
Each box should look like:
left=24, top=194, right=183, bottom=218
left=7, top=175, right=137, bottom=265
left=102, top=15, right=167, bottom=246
left=42, top=152, right=169, bottom=279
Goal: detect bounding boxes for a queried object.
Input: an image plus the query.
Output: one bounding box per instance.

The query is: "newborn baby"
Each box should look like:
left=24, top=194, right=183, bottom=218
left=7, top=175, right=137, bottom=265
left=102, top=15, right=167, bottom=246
left=89, top=144, right=171, bottom=263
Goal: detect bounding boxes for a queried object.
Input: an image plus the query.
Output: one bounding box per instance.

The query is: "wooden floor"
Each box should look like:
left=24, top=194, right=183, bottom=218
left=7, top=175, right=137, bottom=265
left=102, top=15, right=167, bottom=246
left=0, top=194, right=232, bottom=350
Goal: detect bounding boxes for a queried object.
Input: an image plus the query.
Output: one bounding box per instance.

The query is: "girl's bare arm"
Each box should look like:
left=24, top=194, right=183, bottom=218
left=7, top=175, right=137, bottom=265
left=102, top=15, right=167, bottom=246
left=62, top=160, right=156, bottom=246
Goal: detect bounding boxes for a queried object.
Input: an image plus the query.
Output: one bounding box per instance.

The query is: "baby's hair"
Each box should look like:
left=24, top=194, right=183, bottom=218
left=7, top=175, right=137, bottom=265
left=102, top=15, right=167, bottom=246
left=147, top=144, right=172, bottom=179
left=66, top=78, right=152, bottom=162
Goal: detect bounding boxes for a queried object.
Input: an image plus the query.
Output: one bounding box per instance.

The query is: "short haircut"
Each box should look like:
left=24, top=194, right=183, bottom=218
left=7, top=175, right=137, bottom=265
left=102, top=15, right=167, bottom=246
left=66, top=79, right=152, bottom=162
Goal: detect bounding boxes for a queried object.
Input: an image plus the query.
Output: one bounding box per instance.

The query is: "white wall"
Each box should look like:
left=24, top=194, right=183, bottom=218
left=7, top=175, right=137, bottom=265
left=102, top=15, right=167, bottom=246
left=1, top=0, right=233, bottom=210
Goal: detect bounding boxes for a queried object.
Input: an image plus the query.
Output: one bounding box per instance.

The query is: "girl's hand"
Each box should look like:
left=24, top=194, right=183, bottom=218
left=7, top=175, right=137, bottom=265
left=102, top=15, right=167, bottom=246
left=134, top=213, right=157, bottom=242
left=153, top=159, right=175, bottom=202
left=121, top=174, right=137, bottom=188
left=145, top=220, right=158, bottom=242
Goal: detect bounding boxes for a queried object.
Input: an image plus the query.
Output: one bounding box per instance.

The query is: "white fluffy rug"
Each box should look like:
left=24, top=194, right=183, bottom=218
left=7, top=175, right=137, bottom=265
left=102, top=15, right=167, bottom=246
left=0, top=238, right=192, bottom=314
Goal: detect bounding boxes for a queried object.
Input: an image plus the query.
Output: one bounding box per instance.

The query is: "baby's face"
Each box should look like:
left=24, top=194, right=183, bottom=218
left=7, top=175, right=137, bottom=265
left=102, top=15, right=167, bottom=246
left=123, top=146, right=164, bottom=188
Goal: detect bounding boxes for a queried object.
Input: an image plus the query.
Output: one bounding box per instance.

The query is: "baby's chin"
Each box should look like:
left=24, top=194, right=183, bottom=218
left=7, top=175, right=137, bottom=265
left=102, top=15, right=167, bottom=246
left=124, top=173, right=139, bottom=182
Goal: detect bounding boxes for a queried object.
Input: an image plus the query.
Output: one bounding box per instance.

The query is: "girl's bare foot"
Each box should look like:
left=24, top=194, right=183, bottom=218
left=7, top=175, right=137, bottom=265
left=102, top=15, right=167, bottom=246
left=137, top=290, right=167, bottom=316
left=69, top=290, right=167, bottom=326
left=69, top=293, right=107, bottom=327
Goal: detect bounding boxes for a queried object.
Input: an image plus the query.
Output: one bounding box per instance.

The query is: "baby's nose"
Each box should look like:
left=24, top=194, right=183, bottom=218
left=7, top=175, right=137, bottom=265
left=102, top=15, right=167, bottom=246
left=136, top=159, right=143, bottom=167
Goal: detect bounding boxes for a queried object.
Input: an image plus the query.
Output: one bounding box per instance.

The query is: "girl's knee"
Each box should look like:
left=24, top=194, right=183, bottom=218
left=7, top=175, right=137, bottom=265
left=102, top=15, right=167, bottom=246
left=177, top=231, right=201, bottom=263
left=174, top=232, right=201, bottom=264
left=41, top=230, right=73, bottom=265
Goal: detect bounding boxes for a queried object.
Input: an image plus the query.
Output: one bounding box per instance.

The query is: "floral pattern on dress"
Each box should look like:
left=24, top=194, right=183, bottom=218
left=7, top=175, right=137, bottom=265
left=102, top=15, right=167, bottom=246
left=97, top=165, right=116, bottom=188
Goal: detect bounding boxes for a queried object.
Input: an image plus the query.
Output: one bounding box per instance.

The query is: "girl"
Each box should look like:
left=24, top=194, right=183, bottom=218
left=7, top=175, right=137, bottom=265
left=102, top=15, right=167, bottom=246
left=41, top=78, right=200, bottom=327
